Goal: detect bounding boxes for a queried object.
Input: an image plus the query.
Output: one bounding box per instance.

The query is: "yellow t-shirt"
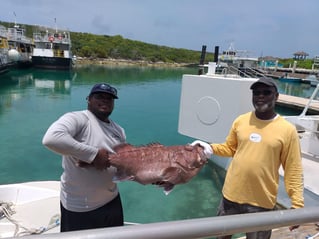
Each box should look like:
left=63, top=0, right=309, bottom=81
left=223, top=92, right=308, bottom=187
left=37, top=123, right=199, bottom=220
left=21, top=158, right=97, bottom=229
left=212, top=112, right=304, bottom=209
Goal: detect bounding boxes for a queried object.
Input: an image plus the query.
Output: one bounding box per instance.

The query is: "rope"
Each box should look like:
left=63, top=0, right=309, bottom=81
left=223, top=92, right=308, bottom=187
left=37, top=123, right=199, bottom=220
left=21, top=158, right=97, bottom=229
left=0, top=201, right=60, bottom=237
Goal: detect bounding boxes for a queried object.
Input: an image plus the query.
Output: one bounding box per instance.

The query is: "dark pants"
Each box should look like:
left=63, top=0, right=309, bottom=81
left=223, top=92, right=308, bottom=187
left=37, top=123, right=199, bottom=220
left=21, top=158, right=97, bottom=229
left=216, top=197, right=273, bottom=239
left=60, top=194, right=124, bottom=232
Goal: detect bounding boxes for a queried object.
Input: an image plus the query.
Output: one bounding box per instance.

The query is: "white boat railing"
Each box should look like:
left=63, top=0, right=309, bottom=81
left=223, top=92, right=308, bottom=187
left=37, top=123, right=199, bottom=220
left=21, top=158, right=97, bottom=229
left=300, top=83, right=319, bottom=117
left=13, top=207, right=319, bottom=239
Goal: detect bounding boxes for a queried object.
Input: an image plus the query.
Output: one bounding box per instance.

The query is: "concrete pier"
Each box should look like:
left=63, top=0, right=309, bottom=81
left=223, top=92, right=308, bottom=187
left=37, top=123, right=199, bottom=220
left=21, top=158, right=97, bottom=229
left=277, top=94, right=319, bottom=114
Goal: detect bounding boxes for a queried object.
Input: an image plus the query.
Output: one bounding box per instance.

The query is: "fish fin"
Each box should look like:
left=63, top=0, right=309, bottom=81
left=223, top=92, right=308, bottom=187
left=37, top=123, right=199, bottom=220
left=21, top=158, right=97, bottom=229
left=161, top=167, right=182, bottom=182
left=146, top=142, right=163, bottom=147
left=163, top=184, right=175, bottom=195
left=112, top=169, right=135, bottom=182
left=113, top=142, right=164, bottom=153
left=157, top=167, right=181, bottom=195
left=152, top=181, right=175, bottom=195
left=113, top=143, right=134, bottom=152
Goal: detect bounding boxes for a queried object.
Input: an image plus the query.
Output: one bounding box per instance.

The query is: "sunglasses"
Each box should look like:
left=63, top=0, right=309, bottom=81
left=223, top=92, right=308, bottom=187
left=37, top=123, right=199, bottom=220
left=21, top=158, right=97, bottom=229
left=252, top=90, right=274, bottom=96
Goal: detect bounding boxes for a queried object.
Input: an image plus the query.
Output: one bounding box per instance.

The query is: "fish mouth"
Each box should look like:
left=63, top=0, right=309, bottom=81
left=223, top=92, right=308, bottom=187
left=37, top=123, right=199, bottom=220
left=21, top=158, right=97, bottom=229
left=195, top=149, right=208, bottom=166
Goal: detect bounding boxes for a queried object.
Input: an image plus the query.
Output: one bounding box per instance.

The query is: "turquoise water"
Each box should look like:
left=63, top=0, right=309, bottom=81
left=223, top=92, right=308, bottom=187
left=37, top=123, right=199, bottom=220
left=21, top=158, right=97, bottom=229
left=0, top=66, right=312, bottom=228
left=0, top=66, right=226, bottom=225
left=277, top=80, right=318, bottom=100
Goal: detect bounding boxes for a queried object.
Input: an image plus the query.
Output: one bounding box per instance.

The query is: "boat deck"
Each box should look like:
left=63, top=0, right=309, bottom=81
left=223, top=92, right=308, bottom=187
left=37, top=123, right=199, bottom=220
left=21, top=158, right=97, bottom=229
left=301, top=152, right=319, bottom=196
left=270, top=223, right=319, bottom=239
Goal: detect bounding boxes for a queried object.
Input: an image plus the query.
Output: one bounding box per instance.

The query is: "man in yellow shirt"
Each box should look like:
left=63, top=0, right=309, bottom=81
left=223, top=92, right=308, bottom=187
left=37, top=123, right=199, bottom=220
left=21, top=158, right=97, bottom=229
left=192, top=77, right=304, bottom=239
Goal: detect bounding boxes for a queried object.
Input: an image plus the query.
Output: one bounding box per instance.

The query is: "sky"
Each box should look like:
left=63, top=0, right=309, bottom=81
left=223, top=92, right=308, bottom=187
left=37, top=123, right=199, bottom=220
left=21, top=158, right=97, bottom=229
left=1, top=0, right=319, bottom=58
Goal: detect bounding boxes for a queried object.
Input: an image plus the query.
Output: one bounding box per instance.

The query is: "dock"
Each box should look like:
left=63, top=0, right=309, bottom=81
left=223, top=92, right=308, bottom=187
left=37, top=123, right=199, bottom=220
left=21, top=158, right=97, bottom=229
left=277, top=94, right=319, bottom=114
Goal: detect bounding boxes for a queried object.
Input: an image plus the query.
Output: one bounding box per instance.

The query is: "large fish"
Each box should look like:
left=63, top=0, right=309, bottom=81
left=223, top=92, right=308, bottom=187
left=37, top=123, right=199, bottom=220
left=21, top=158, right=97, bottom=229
left=79, top=143, right=208, bottom=194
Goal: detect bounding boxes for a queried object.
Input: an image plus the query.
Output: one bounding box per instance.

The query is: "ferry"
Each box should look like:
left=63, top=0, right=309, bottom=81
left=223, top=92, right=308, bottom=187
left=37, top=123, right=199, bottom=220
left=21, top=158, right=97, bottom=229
left=279, top=73, right=302, bottom=83
left=32, top=26, right=73, bottom=70
left=0, top=25, right=12, bottom=74
left=7, top=23, right=34, bottom=68
left=217, top=42, right=259, bottom=75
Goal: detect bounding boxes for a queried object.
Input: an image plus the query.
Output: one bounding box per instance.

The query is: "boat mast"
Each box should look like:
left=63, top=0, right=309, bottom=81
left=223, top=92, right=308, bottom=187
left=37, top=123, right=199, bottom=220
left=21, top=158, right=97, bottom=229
left=54, top=18, right=57, bottom=33
left=13, top=11, right=19, bottom=29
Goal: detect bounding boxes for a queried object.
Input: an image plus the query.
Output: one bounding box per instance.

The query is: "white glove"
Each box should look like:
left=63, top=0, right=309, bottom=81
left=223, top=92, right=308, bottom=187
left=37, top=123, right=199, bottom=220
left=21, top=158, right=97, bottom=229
left=190, top=140, right=213, bottom=158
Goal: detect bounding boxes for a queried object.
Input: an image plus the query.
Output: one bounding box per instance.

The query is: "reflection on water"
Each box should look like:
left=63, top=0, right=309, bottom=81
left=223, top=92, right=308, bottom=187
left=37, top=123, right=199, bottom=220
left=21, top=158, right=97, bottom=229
left=32, top=70, right=76, bottom=95
left=277, top=80, right=319, bottom=100
left=14, top=69, right=75, bottom=93
left=0, top=69, right=77, bottom=115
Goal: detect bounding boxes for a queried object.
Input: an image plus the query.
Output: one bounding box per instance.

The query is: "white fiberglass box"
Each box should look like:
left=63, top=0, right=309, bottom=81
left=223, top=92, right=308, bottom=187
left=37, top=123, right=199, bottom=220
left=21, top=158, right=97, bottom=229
left=178, top=74, right=258, bottom=143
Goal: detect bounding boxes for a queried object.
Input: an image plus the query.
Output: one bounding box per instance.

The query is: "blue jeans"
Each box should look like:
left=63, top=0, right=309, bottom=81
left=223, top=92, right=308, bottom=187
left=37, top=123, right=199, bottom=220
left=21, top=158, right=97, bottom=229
left=216, top=197, right=273, bottom=239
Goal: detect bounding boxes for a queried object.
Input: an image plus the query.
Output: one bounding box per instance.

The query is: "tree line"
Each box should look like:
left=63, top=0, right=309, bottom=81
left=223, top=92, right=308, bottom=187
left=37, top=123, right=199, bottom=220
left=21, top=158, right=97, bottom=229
left=0, top=21, right=315, bottom=68
left=0, top=21, right=214, bottom=64
left=70, top=32, right=215, bottom=63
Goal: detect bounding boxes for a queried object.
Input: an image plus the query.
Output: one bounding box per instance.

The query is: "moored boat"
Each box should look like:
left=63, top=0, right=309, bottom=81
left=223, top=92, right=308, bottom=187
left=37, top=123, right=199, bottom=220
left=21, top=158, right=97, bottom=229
left=217, top=42, right=259, bottom=75
left=279, top=75, right=302, bottom=83
left=0, top=25, right=13, bottom=74
left=278, top=74, right=302, bottom=83
left=306, top=74, right=319, bottom=87
left=32, top=27, right=73, bottom=70
left=7, top=24, right=34, bottom=68
left=1, top=180, right=318, bottom=239
left=0, top=181, right=60, bottom=237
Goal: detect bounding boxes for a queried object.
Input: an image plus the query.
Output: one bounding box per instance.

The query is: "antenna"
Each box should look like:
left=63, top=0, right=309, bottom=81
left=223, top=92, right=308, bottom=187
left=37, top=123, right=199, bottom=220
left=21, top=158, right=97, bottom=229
left=54, top=18, right=57, bottom=33
left=13, top=12, right=19, bottom=28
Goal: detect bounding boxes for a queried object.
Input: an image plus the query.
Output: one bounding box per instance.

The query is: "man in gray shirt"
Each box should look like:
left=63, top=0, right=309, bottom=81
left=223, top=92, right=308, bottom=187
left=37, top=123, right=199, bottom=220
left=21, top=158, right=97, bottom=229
left=43, top=83, right=126, bottom=232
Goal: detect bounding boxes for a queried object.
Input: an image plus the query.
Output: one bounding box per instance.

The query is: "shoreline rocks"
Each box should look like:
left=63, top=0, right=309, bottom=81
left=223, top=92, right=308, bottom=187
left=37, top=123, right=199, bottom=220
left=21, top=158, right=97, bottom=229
left=73, top=57, right=195, bottom=68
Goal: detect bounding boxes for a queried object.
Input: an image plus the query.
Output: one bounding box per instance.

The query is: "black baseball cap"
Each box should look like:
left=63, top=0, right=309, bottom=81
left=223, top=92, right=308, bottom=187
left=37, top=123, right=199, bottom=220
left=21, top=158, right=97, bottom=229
left=89, top=83, right=118, bottom=99
left=250, top=77, right=278, bottom=92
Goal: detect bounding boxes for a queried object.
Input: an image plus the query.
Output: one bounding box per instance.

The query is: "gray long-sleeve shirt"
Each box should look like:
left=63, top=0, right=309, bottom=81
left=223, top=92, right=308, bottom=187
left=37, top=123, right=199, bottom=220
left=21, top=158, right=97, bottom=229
left=42, top=110, right=126, bottom=212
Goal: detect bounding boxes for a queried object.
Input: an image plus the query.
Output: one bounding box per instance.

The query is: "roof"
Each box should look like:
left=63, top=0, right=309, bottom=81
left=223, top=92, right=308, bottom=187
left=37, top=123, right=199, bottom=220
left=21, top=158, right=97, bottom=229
left=293, top=51, right=309, bottom=56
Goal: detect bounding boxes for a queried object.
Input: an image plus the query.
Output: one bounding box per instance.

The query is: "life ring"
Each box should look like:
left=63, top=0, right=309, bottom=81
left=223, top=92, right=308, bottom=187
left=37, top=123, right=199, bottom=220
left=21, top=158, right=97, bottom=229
left=49, top=36, right=54, bottom=42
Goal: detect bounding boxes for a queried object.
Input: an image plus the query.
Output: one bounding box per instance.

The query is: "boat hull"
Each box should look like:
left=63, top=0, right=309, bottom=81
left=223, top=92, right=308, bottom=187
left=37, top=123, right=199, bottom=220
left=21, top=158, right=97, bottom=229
left=279, top=77, right=302, bottom=83
left=0, top=181, right=60, bottom=237
left=32, top=56, right=72, bottom=70
left=0, top=61, right=16, bottom=75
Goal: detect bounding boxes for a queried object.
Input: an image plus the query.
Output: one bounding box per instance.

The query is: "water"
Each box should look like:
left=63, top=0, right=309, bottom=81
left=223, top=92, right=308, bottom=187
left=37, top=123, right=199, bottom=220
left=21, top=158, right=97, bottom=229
left=275, top=80, right=318, bottom=116
left=0, top=66, right=313, bottom=228
left=277, top=80, right=318, bottom=100
left=0, top=66, right=226, bottom=225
